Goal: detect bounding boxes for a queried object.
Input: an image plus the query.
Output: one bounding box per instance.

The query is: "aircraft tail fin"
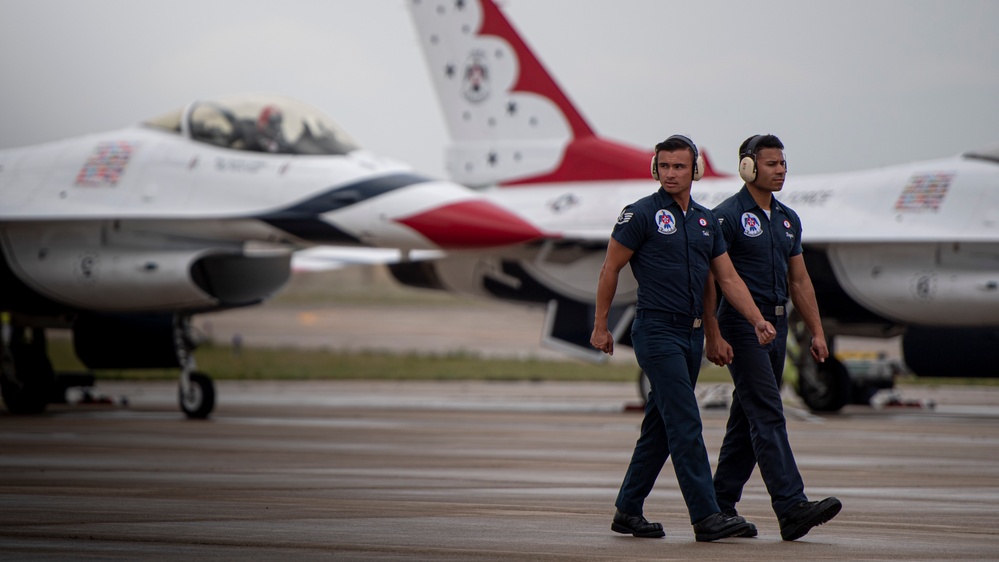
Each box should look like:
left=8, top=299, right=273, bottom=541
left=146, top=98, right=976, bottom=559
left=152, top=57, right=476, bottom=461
left=409, top=0, right=729, bottom=188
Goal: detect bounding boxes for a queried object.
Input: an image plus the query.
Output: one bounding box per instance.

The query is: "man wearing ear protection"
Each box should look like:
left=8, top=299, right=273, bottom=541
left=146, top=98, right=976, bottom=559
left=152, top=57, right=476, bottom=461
left=591, top=135, right=777, bottom=542
left=704, top=134, right=842, bottom=540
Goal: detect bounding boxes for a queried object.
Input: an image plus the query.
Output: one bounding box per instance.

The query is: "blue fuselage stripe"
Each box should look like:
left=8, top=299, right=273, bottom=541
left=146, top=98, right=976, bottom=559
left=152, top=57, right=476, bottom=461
left=259, top=172, right=432, bottom=243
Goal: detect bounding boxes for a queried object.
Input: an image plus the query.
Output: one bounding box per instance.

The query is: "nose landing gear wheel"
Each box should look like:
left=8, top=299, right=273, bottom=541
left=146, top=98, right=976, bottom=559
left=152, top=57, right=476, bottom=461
left=179, top=372, right=215, bottom=419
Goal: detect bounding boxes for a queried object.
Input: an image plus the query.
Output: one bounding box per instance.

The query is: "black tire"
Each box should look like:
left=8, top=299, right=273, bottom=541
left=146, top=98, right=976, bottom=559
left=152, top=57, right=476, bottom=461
left=797, top=355, right=850, bottom=412
left=1, top=370, right=52, bottom=414
left=1, top=329, right=55, bottom=415
left=179, top=372, right=215, bottom=419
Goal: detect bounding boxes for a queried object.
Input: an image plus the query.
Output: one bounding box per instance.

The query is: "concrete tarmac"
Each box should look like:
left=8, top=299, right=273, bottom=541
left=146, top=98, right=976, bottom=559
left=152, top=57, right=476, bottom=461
left=2, top=380, right=999, bottom=560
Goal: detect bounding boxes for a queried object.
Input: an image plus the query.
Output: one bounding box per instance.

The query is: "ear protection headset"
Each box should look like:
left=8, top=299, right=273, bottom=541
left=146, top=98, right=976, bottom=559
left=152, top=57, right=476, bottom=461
left=650, top=134, right=705, bottom=182
left=738, top=135, right=763, bottom=183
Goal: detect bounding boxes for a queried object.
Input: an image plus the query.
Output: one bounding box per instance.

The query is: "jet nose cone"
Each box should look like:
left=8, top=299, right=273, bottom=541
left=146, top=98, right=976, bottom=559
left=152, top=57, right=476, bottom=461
left=395, top=199, right=545, bottom=248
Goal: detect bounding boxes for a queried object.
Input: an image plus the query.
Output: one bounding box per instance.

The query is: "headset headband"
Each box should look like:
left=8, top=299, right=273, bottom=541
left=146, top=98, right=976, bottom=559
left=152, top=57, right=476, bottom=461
left=742, top=134, right=763, bottom=158
left=666, top=134, right=699, bottom=160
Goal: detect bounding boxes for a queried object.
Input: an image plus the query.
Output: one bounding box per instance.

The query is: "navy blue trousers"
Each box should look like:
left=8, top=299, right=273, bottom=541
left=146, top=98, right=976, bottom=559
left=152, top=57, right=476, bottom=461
left=712, top=308, right=807, bottom=518
left=615, top=318, right=719, bottom=524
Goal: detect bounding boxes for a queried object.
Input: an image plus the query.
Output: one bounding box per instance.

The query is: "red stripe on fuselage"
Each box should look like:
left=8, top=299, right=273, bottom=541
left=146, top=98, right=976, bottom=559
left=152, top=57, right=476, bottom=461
left=395, top=200, right=545, bottom=248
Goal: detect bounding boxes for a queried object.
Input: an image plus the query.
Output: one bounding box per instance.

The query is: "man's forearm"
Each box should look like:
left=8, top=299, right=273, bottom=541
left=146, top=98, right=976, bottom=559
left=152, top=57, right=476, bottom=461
left=702, top=275, right=723, bottom=339
left=719, top=278, right=765, bottom=327
left=593, top=269, right=619, bottom=330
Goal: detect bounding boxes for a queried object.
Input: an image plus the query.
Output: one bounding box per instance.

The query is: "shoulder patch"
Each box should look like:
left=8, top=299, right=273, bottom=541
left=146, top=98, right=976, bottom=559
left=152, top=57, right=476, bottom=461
left=616, top=208, right=634, bottom=224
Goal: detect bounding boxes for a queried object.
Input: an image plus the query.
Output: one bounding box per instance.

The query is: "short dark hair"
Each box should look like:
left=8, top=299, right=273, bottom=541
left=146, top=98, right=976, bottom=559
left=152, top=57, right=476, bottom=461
left=739, top=134, right=784, bottom=158
left=655, top=135, right=697, bottom=165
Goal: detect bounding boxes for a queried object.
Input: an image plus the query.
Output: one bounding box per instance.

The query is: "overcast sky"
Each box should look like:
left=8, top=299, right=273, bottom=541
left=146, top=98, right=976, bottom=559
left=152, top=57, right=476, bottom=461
left=1, top=0, right=996, bottom=178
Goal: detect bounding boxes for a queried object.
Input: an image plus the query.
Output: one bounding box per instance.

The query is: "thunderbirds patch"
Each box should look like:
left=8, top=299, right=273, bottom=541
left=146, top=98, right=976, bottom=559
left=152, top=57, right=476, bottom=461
left=656, top=209, right=677, bottom=235
left=741, top=212, right=763, bottom=237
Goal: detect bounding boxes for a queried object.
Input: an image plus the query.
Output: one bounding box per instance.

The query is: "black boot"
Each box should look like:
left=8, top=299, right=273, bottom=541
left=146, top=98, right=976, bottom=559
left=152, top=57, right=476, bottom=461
left=778, top=497, right=842, bottom=541
left=611, top=510, right=666, bottom=538
left=693, top=513, right=752, bottom=542
left=722, top=509, right=758, bottom=538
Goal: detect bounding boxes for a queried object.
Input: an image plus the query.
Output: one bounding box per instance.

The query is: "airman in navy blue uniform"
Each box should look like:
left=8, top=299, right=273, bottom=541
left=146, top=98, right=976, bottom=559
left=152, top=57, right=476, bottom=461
left=705, top=134, right=842, bottom=541
left=591, top=135, right=776, bottom=542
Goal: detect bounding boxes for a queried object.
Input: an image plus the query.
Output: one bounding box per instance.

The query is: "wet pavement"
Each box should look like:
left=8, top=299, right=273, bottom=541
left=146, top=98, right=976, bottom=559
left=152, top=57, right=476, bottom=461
left=2, top=379, right=998, bottom=560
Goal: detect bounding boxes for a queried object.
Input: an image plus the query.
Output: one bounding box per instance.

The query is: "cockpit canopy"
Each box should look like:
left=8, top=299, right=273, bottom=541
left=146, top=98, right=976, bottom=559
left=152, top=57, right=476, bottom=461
left=144, top=94, right=361, bottom=156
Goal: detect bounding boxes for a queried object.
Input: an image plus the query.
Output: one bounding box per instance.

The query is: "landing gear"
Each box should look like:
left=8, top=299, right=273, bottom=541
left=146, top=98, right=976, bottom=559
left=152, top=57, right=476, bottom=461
left=796, top=353, right=851, bottom=412
left=179, top=371, right=215, bottom=419
left=174, top=317, right=215, bottom=419
left=71, top=312, right=218, bottom=418
left=788, top=309, right=850, bottom=412
left=0, top=313, right=217, bottom=419
left=0, top=325, right=55, bottom=415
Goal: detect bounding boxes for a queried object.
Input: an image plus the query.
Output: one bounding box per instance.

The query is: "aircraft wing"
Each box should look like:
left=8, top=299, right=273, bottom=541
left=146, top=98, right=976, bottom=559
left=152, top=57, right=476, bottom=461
left=291, top=247, right=445, bottom=272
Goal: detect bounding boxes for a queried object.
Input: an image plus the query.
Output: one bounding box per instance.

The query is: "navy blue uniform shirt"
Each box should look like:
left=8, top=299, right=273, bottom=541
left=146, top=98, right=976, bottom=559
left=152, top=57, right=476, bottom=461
left=612, top=188, right=726, bottom=316
left=713, top=185, right=803, bottom=309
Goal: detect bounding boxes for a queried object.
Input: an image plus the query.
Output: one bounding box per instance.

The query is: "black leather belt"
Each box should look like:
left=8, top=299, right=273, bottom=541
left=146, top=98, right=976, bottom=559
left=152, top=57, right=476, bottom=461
left=635, top=310, right=703, bottom=328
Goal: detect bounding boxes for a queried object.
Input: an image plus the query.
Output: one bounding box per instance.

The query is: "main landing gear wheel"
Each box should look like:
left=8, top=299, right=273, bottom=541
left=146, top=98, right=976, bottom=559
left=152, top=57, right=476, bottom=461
left=179, top=372, right=215, bottom=419
left=1, top=327, right=55, bottom=415
left=788, top=308, right=849, bottom=412
left=797, top=355, right=850, bottom=412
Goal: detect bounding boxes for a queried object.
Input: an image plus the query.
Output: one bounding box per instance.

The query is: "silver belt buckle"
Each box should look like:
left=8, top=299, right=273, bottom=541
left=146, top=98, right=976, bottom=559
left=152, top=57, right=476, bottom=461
left=775, top=305, right=785, bottom=316
left=693, top=318, right=703, bottom=328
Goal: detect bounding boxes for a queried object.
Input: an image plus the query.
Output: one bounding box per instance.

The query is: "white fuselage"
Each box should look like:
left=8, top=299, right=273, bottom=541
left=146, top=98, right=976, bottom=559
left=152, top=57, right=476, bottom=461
left=0, top=123, right=540, bottom=314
